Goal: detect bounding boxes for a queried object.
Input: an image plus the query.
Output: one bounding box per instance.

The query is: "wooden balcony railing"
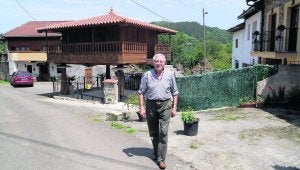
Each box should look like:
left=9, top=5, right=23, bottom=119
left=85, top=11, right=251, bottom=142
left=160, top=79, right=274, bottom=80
left=48, top=41, right=147, bottom=54
left=155, top=44, right=172, bottom=61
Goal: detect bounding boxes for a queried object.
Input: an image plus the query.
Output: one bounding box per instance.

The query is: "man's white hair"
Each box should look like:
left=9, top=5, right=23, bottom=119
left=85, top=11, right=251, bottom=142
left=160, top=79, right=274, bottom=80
left=153, top=53, right=166, bottom=62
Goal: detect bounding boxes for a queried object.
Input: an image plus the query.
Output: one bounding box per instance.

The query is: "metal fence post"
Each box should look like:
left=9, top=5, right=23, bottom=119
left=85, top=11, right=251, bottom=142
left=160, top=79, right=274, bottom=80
left=97, top=76, right=99, bottom=89
left=83, top=76, right=86, bottom=91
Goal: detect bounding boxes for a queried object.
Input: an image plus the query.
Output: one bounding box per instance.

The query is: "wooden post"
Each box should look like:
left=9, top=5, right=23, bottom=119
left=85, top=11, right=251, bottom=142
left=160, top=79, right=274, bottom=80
left=60, top=67, right=69, bottom=95
left=116, top=70, right=125, bottom=100
left=106, top=65, right=111, bottom=79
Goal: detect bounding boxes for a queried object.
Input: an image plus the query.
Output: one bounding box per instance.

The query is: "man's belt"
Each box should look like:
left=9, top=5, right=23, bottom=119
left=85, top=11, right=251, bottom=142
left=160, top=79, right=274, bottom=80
left=147, top=98, right=170, bottom=102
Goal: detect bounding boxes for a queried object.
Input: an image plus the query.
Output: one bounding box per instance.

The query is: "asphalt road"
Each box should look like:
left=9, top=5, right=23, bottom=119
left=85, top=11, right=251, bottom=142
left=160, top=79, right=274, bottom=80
left=0, top=82, right=186, bottom=170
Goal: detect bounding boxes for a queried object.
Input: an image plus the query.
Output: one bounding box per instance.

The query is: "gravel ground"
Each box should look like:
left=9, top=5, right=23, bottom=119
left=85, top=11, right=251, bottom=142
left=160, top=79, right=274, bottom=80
left=45, top=85, right=300, bottom=170
left=119, top=107, right=300, bottom=170
left=8, top=82, right=299, bottom=169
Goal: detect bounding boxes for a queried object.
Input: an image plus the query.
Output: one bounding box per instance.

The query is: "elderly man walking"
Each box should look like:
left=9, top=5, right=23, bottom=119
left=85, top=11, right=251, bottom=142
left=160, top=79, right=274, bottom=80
left=138, top=53, right=179, bottom=169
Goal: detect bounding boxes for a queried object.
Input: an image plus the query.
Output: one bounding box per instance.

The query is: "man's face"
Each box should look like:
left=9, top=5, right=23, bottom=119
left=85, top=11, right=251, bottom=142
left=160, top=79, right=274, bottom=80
left=153, top=55, right=165, bottom=72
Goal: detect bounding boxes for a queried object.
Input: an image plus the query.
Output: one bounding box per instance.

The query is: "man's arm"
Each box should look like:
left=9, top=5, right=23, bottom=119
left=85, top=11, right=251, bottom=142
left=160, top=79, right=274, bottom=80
left=171, top=95, right=178, bottom=117
left=139, top=94, right=146, bottom=118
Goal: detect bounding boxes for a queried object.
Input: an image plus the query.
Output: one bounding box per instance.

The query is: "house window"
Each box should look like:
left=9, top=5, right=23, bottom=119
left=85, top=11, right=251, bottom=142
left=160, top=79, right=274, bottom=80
left=247, top=24, right=251, bottom=40
left=252, top=21, right=257, bottom=39
left=235, top=60, right=239, bottom=69
left=235, top=39, right=238, bottom=48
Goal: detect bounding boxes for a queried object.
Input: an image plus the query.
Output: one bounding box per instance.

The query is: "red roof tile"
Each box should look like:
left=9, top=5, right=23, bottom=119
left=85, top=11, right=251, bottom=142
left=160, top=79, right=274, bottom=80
left=37, top=10, right=177, bottom=34
left=4, top=21, right=69, bottom=37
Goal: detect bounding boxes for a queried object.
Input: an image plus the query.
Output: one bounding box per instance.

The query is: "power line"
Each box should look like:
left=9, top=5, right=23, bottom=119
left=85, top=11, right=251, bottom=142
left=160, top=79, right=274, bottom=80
left=15, top=0, right=36, bottom=21
left=128, top=0, right=171, bottom=22
left=176, top=0, right=201, bottom=13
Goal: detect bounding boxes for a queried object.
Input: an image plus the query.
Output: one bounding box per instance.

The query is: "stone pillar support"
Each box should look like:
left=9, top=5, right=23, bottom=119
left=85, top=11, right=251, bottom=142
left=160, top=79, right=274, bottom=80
left=103, top=79, right=118, bottom=104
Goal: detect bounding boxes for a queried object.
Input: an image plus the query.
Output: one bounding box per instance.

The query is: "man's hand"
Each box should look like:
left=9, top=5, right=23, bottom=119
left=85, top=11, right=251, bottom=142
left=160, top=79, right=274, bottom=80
left=140, top=106, right=146, bottom=118
left=171, top=107, right=177, bottom=117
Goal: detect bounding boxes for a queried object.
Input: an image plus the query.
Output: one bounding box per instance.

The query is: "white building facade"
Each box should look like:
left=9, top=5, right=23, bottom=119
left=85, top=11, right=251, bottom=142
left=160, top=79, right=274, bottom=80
left=229, top=8, right=261, bottom=69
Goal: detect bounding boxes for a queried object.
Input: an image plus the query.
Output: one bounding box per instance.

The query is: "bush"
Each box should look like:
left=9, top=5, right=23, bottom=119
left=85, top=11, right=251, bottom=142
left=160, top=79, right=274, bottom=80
left=125, top=94, right=139, bottom=110
left=181, top=107, right=197, bottom=123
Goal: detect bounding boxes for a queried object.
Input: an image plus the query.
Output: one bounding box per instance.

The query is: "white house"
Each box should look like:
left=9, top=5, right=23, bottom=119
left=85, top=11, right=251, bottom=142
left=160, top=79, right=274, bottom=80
left=228, top=6, right=261, bottom=69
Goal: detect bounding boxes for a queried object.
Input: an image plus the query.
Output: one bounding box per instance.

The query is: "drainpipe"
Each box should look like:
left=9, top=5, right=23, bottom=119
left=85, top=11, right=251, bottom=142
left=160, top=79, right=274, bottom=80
left=258, top=0, right=264, bottom=64
left=259, top=1, right=264, bottom=53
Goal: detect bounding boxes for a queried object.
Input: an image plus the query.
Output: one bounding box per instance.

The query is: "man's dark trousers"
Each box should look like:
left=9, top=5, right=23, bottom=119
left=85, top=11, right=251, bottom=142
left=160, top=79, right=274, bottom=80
left=146, top=99, right=172, bottom=162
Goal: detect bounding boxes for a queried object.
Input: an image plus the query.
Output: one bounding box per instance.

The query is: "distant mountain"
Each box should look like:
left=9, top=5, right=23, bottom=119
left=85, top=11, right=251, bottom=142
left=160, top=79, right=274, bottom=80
left=152, top=21, right=232, bottom=44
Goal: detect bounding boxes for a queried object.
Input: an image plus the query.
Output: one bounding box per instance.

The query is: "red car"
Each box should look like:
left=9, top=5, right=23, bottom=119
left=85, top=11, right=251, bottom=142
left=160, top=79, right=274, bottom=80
left=10, top=71, right=34, bottom=87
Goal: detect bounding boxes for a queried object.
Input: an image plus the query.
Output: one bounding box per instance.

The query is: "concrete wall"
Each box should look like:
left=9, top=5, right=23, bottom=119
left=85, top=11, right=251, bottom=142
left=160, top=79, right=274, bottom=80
left=257, top=65, right=300, bottom=99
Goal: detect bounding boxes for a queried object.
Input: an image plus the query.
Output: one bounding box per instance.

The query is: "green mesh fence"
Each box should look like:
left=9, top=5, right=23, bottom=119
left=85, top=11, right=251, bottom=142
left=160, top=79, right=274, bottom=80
left=176, top=65, right=275, bottom=110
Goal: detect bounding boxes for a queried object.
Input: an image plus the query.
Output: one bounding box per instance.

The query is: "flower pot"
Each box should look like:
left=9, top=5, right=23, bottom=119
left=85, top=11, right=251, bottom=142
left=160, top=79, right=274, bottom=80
left=256, top=103, right=264, bottom=108
left=183, top=118, right=199, bottom=136
left=239, top=102, right=256, bottom=108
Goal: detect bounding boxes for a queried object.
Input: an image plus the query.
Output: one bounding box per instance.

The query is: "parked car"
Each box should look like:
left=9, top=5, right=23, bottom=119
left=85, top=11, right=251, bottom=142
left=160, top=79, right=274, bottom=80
left=10, top=71, right=34, bottom=87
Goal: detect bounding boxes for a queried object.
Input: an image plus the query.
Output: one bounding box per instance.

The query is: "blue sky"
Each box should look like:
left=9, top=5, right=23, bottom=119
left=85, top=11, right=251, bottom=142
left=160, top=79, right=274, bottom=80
left=1, top=0, right=249, bottom=33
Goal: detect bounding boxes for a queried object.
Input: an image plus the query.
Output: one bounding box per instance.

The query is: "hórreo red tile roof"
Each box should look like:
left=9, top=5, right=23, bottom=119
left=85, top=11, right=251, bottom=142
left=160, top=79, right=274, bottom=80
left=4, top=21, right=69, bottom=37
left=37, top=10, right=177, bottom=34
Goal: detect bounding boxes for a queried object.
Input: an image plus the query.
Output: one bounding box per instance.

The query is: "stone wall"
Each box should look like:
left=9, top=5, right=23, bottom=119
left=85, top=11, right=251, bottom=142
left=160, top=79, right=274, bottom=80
left=103, top=79, right=119, bottom=104
left=257, top=65, right=300, bottom=99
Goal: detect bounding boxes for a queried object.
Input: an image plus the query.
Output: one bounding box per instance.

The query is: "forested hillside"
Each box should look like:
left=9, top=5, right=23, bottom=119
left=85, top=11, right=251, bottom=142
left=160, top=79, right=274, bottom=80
left=152, top=21, right=232, bottom=44
left=153, top=21, right=233, bottom=73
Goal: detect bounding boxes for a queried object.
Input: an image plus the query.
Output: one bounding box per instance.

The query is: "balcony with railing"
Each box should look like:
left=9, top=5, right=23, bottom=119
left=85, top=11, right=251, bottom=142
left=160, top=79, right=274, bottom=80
left=47, top=41, right=172, bottom=65
left=251, top=27, right=298, bottom=59
left=252, top=27, right=298, bottom=52
left=47, top=41, right=149, bottom=64
left=48, top=41, right=147, bottom=54
left=155, top=43, right=172, bottom=61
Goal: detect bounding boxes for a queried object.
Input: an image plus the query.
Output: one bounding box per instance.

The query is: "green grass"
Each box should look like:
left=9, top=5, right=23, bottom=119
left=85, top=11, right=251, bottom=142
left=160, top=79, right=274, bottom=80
left=126, top=127, right=137, bottom=134
left=93, top=114, right=103, bottom=123
left=0, top=80, right=8, bottom=84
left=239, top=125, right=300, bottom=144
left=190, top=143, right=198, bottom=149
left=89, top=113, right=103, bottom=123
left=110, top=121, right=137, bottom=134
left=213, top=113, right=249, bottom=121
left=111, top=121, right=126, bottom=129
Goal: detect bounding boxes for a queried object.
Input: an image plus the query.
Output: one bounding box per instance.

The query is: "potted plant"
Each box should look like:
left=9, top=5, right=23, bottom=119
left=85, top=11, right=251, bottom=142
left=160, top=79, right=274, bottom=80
left=181, top=107, right=199, bottom=136
left=256, top=95, right=265, bottom=108
left=124, top=94, right=146, bottom=122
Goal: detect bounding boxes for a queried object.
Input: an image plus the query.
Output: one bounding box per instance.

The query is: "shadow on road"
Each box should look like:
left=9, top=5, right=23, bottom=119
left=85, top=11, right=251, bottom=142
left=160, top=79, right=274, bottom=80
left=273, top=164, right=300, bottom=170
left=123, top=147, right=153, bottom=160
left=262, top=107, right=300, bottom=127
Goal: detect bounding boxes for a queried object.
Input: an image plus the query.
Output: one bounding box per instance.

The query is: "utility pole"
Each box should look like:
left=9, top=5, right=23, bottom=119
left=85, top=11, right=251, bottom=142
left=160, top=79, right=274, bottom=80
left=203, top=8, right=208, bottom=73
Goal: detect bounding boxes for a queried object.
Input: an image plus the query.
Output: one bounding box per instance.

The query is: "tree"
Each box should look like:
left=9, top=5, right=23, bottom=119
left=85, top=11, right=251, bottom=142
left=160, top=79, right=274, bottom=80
left=0, top=41, right=4, bottom=55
